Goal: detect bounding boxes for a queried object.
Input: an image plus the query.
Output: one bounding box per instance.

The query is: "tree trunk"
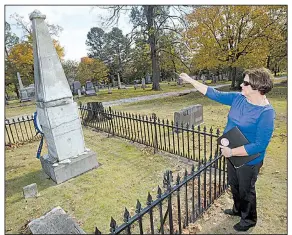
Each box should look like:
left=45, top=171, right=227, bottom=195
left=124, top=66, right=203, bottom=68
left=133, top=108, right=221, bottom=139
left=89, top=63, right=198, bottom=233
left=151, top=52, right=160, bottom=90
left=266, top=55, right=271, bottom=70
left=229, top=66, right=236, bottom=88
left=232, top=67, right=237, bottom=88
left=14, top=82, right=20, bottom=99
left=145, top=6, right=161, bottom=91
left=117, top=72, right=121, bottom=89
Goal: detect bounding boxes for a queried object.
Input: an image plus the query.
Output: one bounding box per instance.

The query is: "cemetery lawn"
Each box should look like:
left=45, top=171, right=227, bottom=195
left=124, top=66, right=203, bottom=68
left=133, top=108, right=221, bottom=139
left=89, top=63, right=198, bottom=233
left=5, top=129, right=194, bottom=234
left=111, top=80, right=288, bottom=234
left=5, top=79, right=287, bottom=234
left=5, top=80, right=230, bottom=119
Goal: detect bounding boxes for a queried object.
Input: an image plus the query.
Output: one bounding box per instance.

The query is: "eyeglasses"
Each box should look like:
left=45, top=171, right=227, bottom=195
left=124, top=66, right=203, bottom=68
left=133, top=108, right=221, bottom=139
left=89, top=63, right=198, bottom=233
left=242, top=81, right=252, bottom=86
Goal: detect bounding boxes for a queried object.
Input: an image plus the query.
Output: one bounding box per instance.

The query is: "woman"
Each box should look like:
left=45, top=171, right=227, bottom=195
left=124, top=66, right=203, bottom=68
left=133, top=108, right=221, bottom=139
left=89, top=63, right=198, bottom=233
left=179, top=68, right=275, bottom=232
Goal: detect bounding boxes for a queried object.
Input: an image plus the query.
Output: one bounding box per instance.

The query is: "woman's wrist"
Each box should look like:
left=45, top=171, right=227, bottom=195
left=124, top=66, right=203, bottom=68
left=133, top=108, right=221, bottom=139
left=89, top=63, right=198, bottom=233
left=229, top=148, right=233, bottom=157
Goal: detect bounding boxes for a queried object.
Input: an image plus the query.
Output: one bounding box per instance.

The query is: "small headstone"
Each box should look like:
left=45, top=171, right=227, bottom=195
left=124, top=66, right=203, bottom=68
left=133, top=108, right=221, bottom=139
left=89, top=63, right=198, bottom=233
left=23, top=183, right=38, bottom=198
left=201, top=74, right=206, bottom=84
left=72, top=81, right=81, bottom=95
left=77, top=89, right=81, bottom=98
left=174, top=104, right=203, bottom=132
left=95, top=86, right=99, bottom=92
left=141, top=77, right=146, bottom=89
left=108, top=88, right=112, bottom=94
left=81, top=86, right=85, bottom=94
left=28, top=206, right=85, bottom=234
left=85, top=81, right=96, bottom=96
left=177, top=77, right=183, bottom=85
left=146, top=74, right=151, bottom=84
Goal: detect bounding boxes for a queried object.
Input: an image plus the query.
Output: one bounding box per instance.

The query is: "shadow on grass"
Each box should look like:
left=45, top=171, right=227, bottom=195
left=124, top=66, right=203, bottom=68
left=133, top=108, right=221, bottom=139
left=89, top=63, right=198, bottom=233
left=199, top=216, right=256, bottom=234
left=5, top=169, right=56, bottom=199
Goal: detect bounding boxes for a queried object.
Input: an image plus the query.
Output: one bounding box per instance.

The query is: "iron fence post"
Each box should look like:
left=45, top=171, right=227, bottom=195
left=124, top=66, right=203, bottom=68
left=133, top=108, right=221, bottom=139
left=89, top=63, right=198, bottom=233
left=109, top=107, right=115, bottom=137
left=152, top=113, right=158, bottom=154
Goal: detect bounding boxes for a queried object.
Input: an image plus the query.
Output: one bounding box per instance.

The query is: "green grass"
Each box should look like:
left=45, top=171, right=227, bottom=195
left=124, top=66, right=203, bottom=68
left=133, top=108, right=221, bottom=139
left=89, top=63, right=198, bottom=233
left=5, top=79, right=287, bottom=234
left=5, top=129, right=193, bottom=234
left=5, top=81, right=230, bottom=119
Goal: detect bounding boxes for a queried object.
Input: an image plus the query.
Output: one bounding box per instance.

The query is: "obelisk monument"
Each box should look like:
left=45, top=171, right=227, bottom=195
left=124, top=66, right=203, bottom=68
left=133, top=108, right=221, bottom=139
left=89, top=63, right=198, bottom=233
left=30, top=10, right=98, bottom=184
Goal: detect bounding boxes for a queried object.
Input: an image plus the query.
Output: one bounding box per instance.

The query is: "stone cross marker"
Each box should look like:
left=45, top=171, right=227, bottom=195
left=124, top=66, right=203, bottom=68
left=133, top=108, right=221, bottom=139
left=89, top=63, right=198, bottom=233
left=30, top=10, right=98, bottom=184
left=174, top=104, right=203, bottom=132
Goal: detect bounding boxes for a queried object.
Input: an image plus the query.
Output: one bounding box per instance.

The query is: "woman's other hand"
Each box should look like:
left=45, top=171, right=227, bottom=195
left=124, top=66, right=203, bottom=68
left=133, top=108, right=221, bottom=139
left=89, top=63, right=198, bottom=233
left=179, top=73, right=194, bottom=84
left=219, top=145, right=232, bottom=158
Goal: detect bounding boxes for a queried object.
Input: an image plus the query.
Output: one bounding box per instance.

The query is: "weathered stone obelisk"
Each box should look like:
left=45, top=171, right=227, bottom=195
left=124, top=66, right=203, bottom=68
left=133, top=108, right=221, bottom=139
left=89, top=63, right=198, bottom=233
left=30, top=10, right=98, bottom=184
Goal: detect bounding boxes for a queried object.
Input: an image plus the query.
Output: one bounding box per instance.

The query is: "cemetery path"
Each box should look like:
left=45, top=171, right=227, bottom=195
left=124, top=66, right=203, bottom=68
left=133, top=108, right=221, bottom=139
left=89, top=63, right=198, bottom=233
left=6, top=84, right=229, bottom=121
left=102, top=84, right=230, bottom=107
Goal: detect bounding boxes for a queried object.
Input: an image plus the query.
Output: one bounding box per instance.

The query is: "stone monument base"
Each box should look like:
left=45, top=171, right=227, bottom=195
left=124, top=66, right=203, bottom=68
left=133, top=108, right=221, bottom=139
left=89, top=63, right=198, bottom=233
left=40, top=151, right=99, bottom=184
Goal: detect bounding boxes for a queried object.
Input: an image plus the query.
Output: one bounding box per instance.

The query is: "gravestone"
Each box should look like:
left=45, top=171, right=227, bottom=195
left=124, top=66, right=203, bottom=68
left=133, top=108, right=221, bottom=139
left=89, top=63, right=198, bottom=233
left=81, top=86, right=85, bottom=95
left=85, top=81, right=96, bottom=96
left=174, top=104, right=203, bottom=132
left=77, top=89, right=81, bottom=98
left=28, top=206, right=85, bottom=234
left=108, top=85, right=112, bottom=94
left=17, top=72, right=35, bottom=102
left=17, top=71, right=24, bottom=90
left=177, top=76, right=183, bottom=85
left=30, top=10, right=98, bottom=184
left=86, top=102, right=111, bottom=122
left=117, top=73, right=121, bottom=89
left=112, top=77, right=116, bottom=87
left=23, top=183, right=38, bottom=198
left=201, top=74, right=206, bottom=84
left=146, top=74, right=151, bottom=84
left=72, top=81, right=81, bottom=95
left=141, top=77, right=146, bottom=89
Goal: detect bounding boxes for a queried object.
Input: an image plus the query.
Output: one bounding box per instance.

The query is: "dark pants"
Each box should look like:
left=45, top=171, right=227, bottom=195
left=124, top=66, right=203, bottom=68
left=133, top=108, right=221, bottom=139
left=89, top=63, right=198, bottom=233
left=227, top=160, right=263, bottom=227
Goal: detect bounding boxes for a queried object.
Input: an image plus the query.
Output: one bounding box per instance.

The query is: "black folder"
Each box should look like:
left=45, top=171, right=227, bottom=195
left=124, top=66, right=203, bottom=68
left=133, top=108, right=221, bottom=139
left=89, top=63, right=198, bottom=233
left=217, top=126, right=260, bottom=168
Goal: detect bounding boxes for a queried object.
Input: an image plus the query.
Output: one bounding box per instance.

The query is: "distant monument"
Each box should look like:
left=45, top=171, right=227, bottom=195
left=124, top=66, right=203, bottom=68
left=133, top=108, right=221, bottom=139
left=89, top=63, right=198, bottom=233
left=30, top=10, right=98, bottom=184
left=17, top=72, right=35, bottom=102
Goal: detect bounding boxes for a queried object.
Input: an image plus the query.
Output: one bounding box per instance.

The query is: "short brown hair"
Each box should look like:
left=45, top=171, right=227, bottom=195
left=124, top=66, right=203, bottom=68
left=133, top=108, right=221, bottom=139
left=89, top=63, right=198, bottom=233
left=243, top=68, right=274, bottom=95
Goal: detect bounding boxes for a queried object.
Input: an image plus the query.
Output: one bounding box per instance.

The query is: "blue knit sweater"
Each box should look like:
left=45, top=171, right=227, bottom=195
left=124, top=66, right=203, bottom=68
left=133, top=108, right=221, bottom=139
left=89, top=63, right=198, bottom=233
left=206, top=87, right=275, bottom=165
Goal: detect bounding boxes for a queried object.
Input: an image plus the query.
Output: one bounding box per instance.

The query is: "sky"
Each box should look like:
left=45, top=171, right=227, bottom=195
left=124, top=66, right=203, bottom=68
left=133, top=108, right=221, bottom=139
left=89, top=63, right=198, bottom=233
left=5, top=5, right=133, bottom=61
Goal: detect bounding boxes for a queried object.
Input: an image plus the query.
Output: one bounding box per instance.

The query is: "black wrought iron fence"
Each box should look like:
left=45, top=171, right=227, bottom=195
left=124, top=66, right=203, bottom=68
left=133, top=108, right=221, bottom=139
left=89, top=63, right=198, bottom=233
left=95, top=153, right=227, bottom=234
left=80, top=103, right=220, bottom=164
left=5, top=115, right=41, bottom=146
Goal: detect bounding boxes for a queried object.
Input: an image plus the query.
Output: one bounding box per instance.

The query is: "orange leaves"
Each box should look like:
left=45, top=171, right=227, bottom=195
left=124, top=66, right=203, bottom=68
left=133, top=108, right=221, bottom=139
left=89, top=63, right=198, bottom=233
left=80, top=57, right=95, bottom=64
left=185, top=6, right=287, bottom=71
left=6, top=38, right=65, bottom=85
left=53, top=39, right=65, bottom=60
